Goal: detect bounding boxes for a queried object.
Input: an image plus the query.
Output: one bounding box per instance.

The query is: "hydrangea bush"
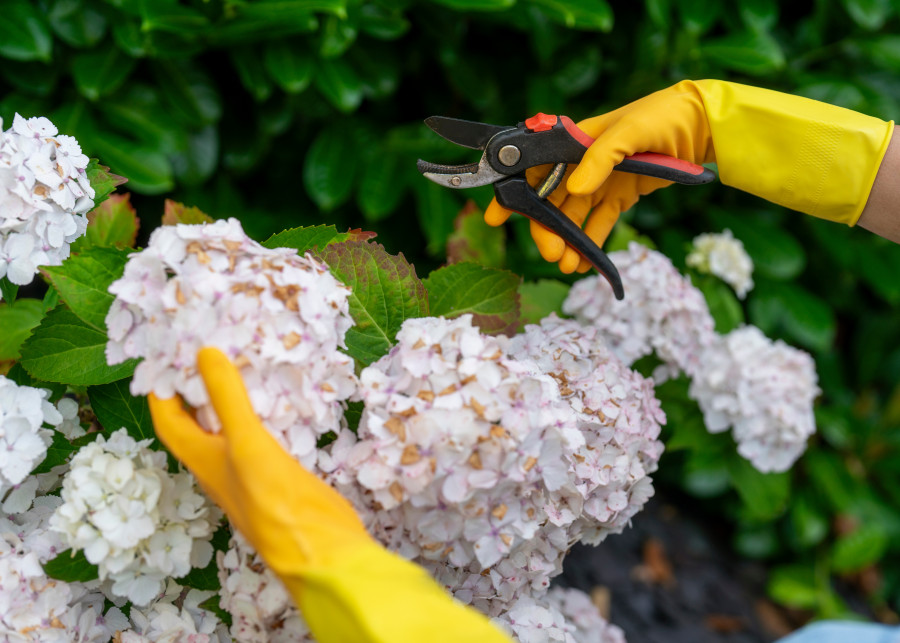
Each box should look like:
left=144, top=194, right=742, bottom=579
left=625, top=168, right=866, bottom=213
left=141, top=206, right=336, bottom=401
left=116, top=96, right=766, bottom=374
left=0, top=116, right=821, bottom=642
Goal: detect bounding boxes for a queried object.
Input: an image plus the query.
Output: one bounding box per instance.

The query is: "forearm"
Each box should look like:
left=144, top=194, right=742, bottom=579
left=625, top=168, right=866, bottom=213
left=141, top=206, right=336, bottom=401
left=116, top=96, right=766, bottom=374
left=858, top=129, right=900, bottom=244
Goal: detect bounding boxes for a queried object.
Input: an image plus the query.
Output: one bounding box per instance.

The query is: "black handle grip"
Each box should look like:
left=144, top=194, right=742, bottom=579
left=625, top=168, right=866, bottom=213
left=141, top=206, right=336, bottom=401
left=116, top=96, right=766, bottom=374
left=615, top=152, right=716, bottom=185
left=494, top=175, right=624, bottom=300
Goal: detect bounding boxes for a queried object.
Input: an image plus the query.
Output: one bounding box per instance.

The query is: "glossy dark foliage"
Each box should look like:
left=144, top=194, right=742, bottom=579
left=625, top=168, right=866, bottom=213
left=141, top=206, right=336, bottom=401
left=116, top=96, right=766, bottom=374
left=3, top=0, right=900, bottom=621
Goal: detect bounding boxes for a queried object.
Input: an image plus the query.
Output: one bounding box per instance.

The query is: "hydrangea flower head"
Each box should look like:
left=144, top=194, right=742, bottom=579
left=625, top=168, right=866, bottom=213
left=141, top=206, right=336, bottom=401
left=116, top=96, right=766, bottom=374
left=493, top=587, right=626, bottom=643
left=50, top=429, right=223, bottom=605
left=105, top=218, right=357, bottom=467
left=686, top=229, right=754, bottom=298
left=689, top=326, right=819, bottom=472
left=0, top=114, right=94, bottom=292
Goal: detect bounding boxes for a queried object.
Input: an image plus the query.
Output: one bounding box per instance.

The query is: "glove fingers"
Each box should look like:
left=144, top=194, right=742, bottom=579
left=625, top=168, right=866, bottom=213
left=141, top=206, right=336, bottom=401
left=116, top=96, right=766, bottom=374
left=484, top=199, right=512, bottom=227
left=529, top=219, right=566, bottom=262
left=555, top=194, right=593, bottom=274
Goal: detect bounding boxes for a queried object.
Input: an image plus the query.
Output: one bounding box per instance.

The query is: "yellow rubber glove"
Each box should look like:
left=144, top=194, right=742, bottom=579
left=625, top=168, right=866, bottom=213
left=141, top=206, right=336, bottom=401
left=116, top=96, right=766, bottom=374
left=486, top=79, right=894, bottom=273
left=149, top=347, right=512, bottom=643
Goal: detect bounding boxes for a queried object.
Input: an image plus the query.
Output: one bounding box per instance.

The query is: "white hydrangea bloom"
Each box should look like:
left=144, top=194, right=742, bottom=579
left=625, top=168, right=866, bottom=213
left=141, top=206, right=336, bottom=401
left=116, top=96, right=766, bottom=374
left=689, top=326, right=819, bottom=472
left=50, top=429, right=223, bottom=605
left=563, top=242, right=715, bottom=380
left=216, top=531, right=312, bottom=643
left=0, top=494, right=128, bottom=642
left=0, top=375, right=63, bottom=496
left=507, top=316, right=665, bottom=546
left=120, top=579, right=230, bottom=643
left=686, top=229, right=754, bottom=298
left=105, top=218, right=357, bottom=468
left=0, top=114, right=94, bottom=293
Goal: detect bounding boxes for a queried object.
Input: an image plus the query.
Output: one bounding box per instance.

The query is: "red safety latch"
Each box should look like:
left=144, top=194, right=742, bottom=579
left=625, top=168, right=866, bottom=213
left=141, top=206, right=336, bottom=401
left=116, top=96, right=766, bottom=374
left=525, top=113, right=558, bottom=132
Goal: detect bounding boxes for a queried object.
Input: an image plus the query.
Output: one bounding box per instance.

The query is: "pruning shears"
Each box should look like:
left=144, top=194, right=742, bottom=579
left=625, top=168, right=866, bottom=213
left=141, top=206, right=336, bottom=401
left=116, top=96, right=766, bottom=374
left=417, top=113, right=717, bottom=300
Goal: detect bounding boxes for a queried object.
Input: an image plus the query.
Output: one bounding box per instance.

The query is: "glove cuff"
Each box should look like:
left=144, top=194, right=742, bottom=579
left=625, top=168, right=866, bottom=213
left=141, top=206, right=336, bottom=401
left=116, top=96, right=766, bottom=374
left=695, top=79, right=894, bottom=225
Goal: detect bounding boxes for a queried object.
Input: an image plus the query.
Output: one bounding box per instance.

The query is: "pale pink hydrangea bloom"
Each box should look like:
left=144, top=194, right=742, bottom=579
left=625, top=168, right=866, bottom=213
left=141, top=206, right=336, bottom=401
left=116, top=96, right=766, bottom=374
left=0, top=114, right=93, bottom=293
left=50, top=429, right=223, bottom=605
left=563, top=242, right=716, bottom=380
left=507, top=316, right=665, bottom=545
left=105, top=218, right=357, bottom=468
left=686, top=229, right=754, bottom=299
left=0, top=375, right=65, bottom=497
left=689, top=326, right=819, bottom=472
left=216, top=532, right=312, bottom=642
left=119, top=579, right=230, bottom=642
left=0, top=493, right=129, bottom=642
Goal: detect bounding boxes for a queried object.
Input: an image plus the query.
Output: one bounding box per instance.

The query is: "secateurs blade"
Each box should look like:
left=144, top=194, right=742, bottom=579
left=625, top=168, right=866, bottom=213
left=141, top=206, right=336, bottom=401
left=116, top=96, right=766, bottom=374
left=417, top=113, right=717, bottom=300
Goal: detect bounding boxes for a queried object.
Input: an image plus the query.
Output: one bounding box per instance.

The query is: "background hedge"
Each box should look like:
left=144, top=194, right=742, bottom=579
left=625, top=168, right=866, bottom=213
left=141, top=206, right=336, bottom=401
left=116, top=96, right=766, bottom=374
left=3, top=0, right=900, bottom=625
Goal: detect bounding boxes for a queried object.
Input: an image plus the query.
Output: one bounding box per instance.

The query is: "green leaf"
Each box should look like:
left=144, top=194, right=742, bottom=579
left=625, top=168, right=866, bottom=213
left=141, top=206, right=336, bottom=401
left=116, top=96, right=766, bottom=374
left=795, top=81, right=867, bottom=112
left=44, top=548, right=100, bottom=582
left=429, top=0, right=516, bottom=9
left=694, top=276, right=744, bottom=333
left=31, top=430, right=79, bottom=474
left=518, top=279, right=569, bottom=327
left=676, top=0, right=720, bottom=34
left=5, top=363, right=66, bottom=400
left=738, top=0, right=778, bottom=31
left=317, top=238, right=429, bottom=365
left=231, top=47, right=274, bottom=102
left=0, top=278, right=18, bottom=304
left=71, top=194, right=140, bottom=253
left=788, top=493, right=829, bottom=549
left=303, top=125, right=359, bottom=210
left=41, top=247, right=130, bottom=331
left=20, top=306, right=138, bottom=386
left=858, top=35, right=900, bottom=71
left=0, top=299, right=44, bottom=361
left=842, top=0, right=892, bottom=30
left=319, top=15, right=357, bottom=58
left=413, top=180, right=462, bottom=257
left=152, top=60, right=222, bottom=127
left=700, top=30, right=785, bottom=75
left=552, top=46, right=601, bottom=95
left=48, top=0, right=108, bottom=48
left=262, top=224, right=349, bottom=252
left=264, top=42, right=314, bottom=93
left=446, top=204, right=506, bottom=268
left=90, top=135, right=174, bottom=195
left=229, top=0, right=347, bottom=20
left=88, top=379, right=154, bottom=442
left=357, top=4, right=410, bottom=39
left=0, top=0, right=53, bottom=62
left=748, top=282, right=835, bottom=353
left=170, top=125, right=219, bottom=186
left=727, top=452, right=790, bottom=521
left=72, top=44, right=138, bottom=101
left=161, top=199, right=214, bottom=226
left=529, top=0, right=613, bottom=31
left=831, top=523, right=889, bottom=573
left=424, top=263, right=520, bottom=335
left=314, top=58, right=363, bottom=113
left=604, top=221, right=656, bottom=253
left=767, top=564, right=818, bottom=609
left=85, top=159, right=127, bottom=206
left=357, top=148, right=408, bottom=221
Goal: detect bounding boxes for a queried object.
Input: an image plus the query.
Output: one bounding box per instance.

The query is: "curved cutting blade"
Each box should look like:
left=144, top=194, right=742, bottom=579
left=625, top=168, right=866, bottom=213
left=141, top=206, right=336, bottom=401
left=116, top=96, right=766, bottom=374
left=417, top=156, right=506, bottom=189
left=424, top=116, right=512, bottom=150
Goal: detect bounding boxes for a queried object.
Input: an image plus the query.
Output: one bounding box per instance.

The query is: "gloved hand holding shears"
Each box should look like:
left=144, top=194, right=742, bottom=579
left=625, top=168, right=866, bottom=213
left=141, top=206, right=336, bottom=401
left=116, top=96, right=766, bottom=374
left=421, top=79, right=896, bottom=279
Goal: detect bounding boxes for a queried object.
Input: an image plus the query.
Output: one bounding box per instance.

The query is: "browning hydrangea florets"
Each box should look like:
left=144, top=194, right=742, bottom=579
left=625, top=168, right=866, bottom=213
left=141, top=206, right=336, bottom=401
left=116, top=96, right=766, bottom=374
left=105, top=218, right=357, bottom=468
left=0, top=114, right=94, bottom=294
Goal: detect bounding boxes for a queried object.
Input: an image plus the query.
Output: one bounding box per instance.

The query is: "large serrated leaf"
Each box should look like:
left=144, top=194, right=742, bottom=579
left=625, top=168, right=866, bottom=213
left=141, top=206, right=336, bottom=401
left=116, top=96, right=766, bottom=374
left=0, top=299, right=44, bottom=361
left=71, top=194, right=140, bottom=253
left=20, top=307, right=138, bottom=386
left=262, top=225, right=349, bottom=252
left=88, top=378, right=154, bottom=442
left=162, top=200, right=214, bottom=226
left=317, top=238, right=428, bottom=365
left=424, top=262, right=520, bottom=335
left=41, top=247, right=130, bottom=330
left=85, top=159, right=127, bottom=207
left=446, top=203, right=506, bottom=268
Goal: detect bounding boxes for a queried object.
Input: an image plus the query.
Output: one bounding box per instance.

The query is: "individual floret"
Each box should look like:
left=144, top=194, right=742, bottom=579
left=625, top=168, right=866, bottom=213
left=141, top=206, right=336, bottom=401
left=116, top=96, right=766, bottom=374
left=689, top=326, right=819, bottom=472
left=50, top=429, right=223, bottom=605
left=563, top=242, right=715, bottom=380
left=105, top=218, right=357, bottom=468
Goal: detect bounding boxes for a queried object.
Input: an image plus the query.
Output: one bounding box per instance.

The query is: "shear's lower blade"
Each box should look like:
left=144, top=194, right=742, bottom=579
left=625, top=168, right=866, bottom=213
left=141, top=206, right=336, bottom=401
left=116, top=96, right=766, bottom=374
left=424, top=116, right=511, bottom=150
left=417, top=156, right=505, bottom=189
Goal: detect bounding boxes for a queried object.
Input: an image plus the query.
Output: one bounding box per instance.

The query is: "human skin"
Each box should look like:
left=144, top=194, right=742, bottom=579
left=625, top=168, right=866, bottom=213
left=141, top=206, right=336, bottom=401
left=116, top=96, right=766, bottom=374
left=859, top=131, right=900, bottom=244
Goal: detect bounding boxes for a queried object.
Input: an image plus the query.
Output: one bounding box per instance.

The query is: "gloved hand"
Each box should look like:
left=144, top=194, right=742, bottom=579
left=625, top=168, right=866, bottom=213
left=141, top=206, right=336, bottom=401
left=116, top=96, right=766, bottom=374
left=149, top=347, right=512, bottom=643
left=486, top=79, right=894, bottom=273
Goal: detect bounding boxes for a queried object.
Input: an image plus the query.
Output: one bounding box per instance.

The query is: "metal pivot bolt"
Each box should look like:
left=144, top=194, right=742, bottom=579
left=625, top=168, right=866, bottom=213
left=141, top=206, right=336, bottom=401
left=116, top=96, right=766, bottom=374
left=498, top=145, right=521, bottom=167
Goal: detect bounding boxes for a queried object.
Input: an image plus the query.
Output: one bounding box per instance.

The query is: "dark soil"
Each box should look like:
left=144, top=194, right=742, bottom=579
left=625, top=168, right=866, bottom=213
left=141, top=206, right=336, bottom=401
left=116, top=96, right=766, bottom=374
left=557, top=496, right=797, bottom=643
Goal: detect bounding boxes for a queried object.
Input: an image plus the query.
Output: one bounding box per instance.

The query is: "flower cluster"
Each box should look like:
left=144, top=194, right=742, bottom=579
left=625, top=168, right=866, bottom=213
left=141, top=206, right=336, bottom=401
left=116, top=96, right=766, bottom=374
left=493, top=587, right=626, bottom=643
left=563, top=242, right=715, bottom=380
left=105, top=218, right=357, bottom=468
left=506, top=316, right=665, bottom=545
left=0, top=493, right=130, bottom=642
left=50, top=429, right=223, bottom=605
left=0, top=114, right=93, bottom=294
left=689, top=326, right=819, bottom=472
left=0, top=375, right=62, bottom=498
left=686, top=229, right=754, bottom=298
left=120, top=579, right=230, bottom=642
